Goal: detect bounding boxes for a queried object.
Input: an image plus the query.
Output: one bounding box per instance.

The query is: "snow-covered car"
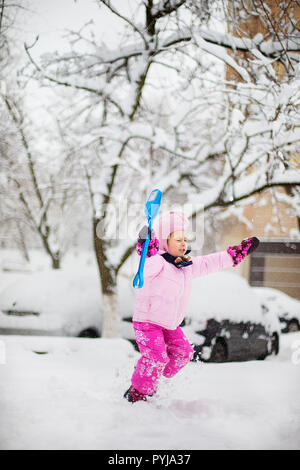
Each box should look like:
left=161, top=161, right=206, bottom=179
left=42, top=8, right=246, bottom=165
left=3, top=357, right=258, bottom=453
left=0, top=268, right=102, bottom=337
left=182, top=272, right=281, bottom=363
left=0, top=266, right=137, bottom=339
left=252, top=287, right=300, bottom=333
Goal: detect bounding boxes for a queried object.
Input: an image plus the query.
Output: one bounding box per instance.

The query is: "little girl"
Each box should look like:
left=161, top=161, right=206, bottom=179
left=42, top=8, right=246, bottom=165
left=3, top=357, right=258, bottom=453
left=124, top=210, right=259, bottom=403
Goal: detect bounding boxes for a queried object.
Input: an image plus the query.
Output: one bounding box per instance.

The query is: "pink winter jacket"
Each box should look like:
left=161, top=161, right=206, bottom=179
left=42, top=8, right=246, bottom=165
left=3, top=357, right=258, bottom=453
left=133, top=251, right=234, bottom=330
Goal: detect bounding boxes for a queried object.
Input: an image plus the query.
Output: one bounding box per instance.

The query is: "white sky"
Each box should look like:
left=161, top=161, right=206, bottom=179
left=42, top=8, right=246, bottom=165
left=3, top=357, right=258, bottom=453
left=21, top=0, right=140, bottom=55
left=17, top=0, right=182, bottom=112
left=15, top=1, right=224, bottom=118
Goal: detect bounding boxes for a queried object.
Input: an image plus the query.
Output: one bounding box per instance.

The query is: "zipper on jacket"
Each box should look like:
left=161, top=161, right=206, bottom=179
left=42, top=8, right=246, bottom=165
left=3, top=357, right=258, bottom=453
left=172, top=270, right=185, bottom=329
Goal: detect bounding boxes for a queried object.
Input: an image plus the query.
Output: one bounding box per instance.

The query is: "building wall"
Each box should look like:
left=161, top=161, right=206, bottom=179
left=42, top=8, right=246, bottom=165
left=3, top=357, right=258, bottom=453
left=222, top=1, right=300, bottom=299
left=250, top=241, right=300, bottom=299
left=226, top=0, right=300, bottom=81
left=220, top=190, right=300, bottom=299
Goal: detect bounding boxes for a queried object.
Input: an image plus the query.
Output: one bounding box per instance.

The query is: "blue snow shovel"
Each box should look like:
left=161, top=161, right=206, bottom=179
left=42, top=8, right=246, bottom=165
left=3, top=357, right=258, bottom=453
left=133, top=189, right=162, bottom=289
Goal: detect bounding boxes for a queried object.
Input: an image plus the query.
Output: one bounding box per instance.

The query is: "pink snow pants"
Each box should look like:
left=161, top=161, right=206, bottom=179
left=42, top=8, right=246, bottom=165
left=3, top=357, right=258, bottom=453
left=131, top=321, right=194, bottom=395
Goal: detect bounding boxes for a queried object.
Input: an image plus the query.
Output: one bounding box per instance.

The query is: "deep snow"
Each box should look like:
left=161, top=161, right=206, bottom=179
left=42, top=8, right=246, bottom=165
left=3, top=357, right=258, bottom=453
left=0, top=332, right=299, bottom=450
left=0, top=249, right=299, bottom=449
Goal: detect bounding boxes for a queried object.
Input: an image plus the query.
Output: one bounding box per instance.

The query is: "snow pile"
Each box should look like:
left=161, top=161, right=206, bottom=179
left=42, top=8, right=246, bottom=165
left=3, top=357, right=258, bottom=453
left=253, top=287, right=300, bottom=322
left=0, top=267, right=101, bottom=335
left=187, top=272, right=262, bottom=324
left=0, top=333, right=299, bottom=450
left=185, top=271, right=282, bottom=336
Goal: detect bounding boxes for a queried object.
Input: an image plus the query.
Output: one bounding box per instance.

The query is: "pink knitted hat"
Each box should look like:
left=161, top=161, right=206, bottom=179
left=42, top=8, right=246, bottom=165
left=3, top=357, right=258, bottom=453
left=154, top=210, right=189, bottom=253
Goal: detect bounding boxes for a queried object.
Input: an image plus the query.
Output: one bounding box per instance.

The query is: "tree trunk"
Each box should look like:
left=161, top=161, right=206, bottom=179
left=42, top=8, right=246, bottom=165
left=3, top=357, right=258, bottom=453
left=16, top=221, right=30, bottom=263
left=51, top=251, right=61, bottom=269
left=40, top=232, right=61, bottom=269
left=93, top=217, right=120, bottom=338
left=102, top=292, right=120, bottom=338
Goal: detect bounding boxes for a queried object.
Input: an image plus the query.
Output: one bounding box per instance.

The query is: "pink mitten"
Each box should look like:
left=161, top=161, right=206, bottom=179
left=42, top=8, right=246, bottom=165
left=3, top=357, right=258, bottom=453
left=136, top=225, right=159, bottom=257
left=227, top=237, right=260, bottom=266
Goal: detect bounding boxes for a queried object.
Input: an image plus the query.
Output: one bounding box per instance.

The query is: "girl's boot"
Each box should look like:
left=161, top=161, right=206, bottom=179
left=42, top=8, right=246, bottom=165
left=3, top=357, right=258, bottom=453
left=123, top=386, right=148, bottom=403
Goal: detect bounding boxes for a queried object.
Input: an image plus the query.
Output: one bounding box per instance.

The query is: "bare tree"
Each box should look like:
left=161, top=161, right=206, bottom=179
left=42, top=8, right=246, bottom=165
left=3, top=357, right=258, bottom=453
left=1, top=90, right=88, bottom=268
left=0, top=0, right=87, bottom=267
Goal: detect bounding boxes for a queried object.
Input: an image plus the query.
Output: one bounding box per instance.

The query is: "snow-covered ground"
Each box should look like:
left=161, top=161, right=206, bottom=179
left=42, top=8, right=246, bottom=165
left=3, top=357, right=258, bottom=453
left=0, top=332, right=299, bottom=450
left=0, top=249, right=299, bottom=449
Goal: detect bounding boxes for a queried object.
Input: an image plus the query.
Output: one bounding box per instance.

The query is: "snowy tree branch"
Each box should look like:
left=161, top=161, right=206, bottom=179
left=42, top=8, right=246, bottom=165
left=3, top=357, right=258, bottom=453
left=99, top=0, right=148, bottom=47
left=24, top=40, right=125, bottom=117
